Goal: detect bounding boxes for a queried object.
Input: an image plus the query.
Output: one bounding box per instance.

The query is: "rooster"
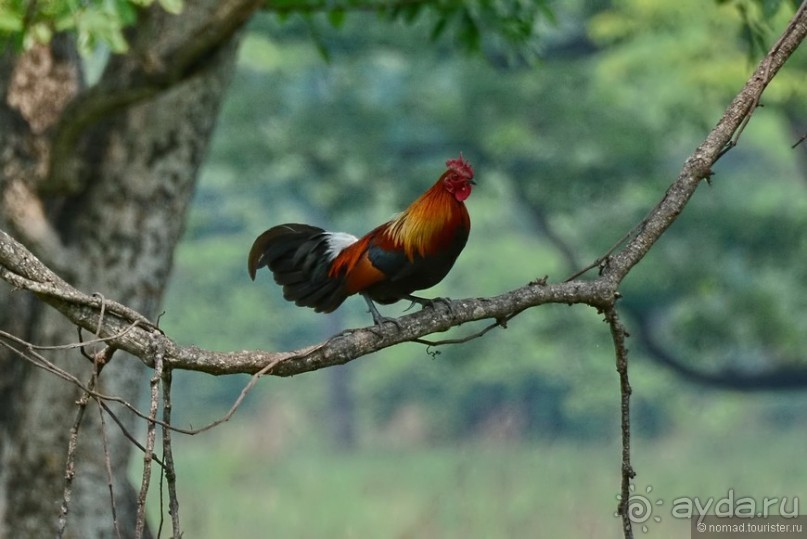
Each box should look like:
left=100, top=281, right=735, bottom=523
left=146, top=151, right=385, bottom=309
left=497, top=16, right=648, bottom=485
left=247, top=154, right=475, bottom=327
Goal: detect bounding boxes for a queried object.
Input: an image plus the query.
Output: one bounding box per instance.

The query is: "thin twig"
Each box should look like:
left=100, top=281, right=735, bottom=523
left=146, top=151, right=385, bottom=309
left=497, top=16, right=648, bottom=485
left=412, top=280, right=548, bottom=347
left=412, top=315, right=512, bottom=346
left=98, top=401, right=164, bottom=467
left=0, top=329, right=165, bottom=460
left=161, top=368, right=182, bottom=537
left=604, top=305, right=635, bottom=539
left=56, top=295, right=112, bottom=537
left=90, top=294, right=121, bottom=537
left=0, top=324, right=142, bottom=352
left=135, top=333, right=165, bottom=539
left=1, top=326, right=264, bottom=441
left=0, top=326, right=143, bottom=406
left=96, top=402, right=123, bottom=539
left=565, top=229, right=633, bottom=282
left=111, top=353, right=286, bottom=437
left=0, top=264, right=159, bottom=331
left=157, top=464, right=166, bottom=539
left=717, top=0, right=807, bottom=159
left=56, top=372, right=98, bottom=538
left=181, top=356, right=286, bottom=435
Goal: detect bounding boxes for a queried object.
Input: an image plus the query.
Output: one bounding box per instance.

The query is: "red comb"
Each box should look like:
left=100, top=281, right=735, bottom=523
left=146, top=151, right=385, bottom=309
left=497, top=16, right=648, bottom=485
left=446, top=153, right=474, bottom=179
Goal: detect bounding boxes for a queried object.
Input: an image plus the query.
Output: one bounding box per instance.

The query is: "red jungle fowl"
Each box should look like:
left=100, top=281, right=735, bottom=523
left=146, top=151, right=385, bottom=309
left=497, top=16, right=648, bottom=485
left=247, top=154, right=475, bottom=327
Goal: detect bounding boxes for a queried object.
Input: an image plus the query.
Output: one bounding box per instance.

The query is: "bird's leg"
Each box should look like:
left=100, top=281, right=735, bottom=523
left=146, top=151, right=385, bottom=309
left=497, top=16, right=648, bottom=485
left=362, top=294, right=403, bottom=333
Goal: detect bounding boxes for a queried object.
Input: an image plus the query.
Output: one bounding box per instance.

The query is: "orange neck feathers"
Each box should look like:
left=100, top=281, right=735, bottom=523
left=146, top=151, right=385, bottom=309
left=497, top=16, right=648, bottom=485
left=386, top=177, right=470, bottom=259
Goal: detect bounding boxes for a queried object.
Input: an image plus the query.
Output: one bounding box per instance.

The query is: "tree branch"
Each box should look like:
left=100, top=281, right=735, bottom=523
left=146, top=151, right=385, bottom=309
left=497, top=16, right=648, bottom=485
left=0, top=226, right=613, bottom=374
left=96, top=403, right=123, bottom=539
left=600, top=4, right=807, bottom=283
left=160, top=369, right=181, bottom=538
left=56, top=372, right=96, bottom=539
left=134, top=333, right=165, bottom=539
left=605, top=305, right=635, bottom=539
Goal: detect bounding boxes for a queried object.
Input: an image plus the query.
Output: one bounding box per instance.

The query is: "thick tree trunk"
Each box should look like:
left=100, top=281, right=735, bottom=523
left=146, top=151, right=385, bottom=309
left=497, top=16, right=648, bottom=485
left=0, top=3, right=246, bottom=536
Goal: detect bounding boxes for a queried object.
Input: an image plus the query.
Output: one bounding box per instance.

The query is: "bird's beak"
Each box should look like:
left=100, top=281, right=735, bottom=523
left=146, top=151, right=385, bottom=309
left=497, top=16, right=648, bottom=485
left=469, top=179, right=477, bottom=185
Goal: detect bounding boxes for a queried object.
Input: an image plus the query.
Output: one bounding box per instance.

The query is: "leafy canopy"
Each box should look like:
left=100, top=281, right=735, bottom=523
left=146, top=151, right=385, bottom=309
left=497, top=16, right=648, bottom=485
left=0, top=0, right=181, bottom=52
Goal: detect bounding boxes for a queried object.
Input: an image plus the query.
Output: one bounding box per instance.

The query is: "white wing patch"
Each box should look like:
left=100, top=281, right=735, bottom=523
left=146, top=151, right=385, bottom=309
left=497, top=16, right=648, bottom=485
left=325, top=232, right=358, bottom=260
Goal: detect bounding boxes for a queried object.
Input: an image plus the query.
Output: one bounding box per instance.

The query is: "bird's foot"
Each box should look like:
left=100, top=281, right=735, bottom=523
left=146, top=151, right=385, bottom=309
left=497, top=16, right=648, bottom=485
left=368, top=313, right=404, bottom=337
left=405, top=295, right=454, bottom=315
left=362, top=294, right=403, bottom=336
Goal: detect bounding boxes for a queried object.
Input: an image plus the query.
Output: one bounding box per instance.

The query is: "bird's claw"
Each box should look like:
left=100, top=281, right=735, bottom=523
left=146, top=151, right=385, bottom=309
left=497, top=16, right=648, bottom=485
left=361, top=294, right=403, bottom=335
left=405, top=295, right=454, bottom=316
left=428, top=296, right=453, bottom=312
left=367, top=314, right=404, bottom=337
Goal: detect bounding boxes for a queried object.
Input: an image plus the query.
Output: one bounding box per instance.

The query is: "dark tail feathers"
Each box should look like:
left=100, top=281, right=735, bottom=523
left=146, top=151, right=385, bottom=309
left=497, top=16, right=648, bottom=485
left=248, top=223, right=349, bottom=313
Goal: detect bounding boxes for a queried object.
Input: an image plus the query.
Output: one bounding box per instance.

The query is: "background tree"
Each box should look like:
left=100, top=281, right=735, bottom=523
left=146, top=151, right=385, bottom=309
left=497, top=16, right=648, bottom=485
left=0, top=2, right=258, bottom=535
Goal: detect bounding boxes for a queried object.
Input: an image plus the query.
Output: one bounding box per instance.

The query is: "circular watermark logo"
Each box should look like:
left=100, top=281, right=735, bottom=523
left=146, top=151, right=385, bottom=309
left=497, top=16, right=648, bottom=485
left=615, top=484, right=664, bottom=533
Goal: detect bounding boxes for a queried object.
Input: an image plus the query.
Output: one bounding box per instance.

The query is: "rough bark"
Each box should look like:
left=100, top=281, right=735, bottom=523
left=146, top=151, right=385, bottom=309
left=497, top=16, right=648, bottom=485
left=0, top=1, right=257, bottom=536
left=0, top=36, right=83, bottom=538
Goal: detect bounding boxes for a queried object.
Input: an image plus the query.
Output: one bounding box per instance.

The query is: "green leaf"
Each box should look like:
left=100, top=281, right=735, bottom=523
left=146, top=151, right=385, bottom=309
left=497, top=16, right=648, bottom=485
left=401, top=2, right=421, bottom=23
left=457, top=8, right=481, bottom=51
left=327, top=8, right=345, bottom=29
left=29, top=21, right=52, bottom=43
left=158, top=0, right=184, bottom=15
left=0, top=12, right=23, bottom=33
left=430, top=16, right=448, bottom=41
